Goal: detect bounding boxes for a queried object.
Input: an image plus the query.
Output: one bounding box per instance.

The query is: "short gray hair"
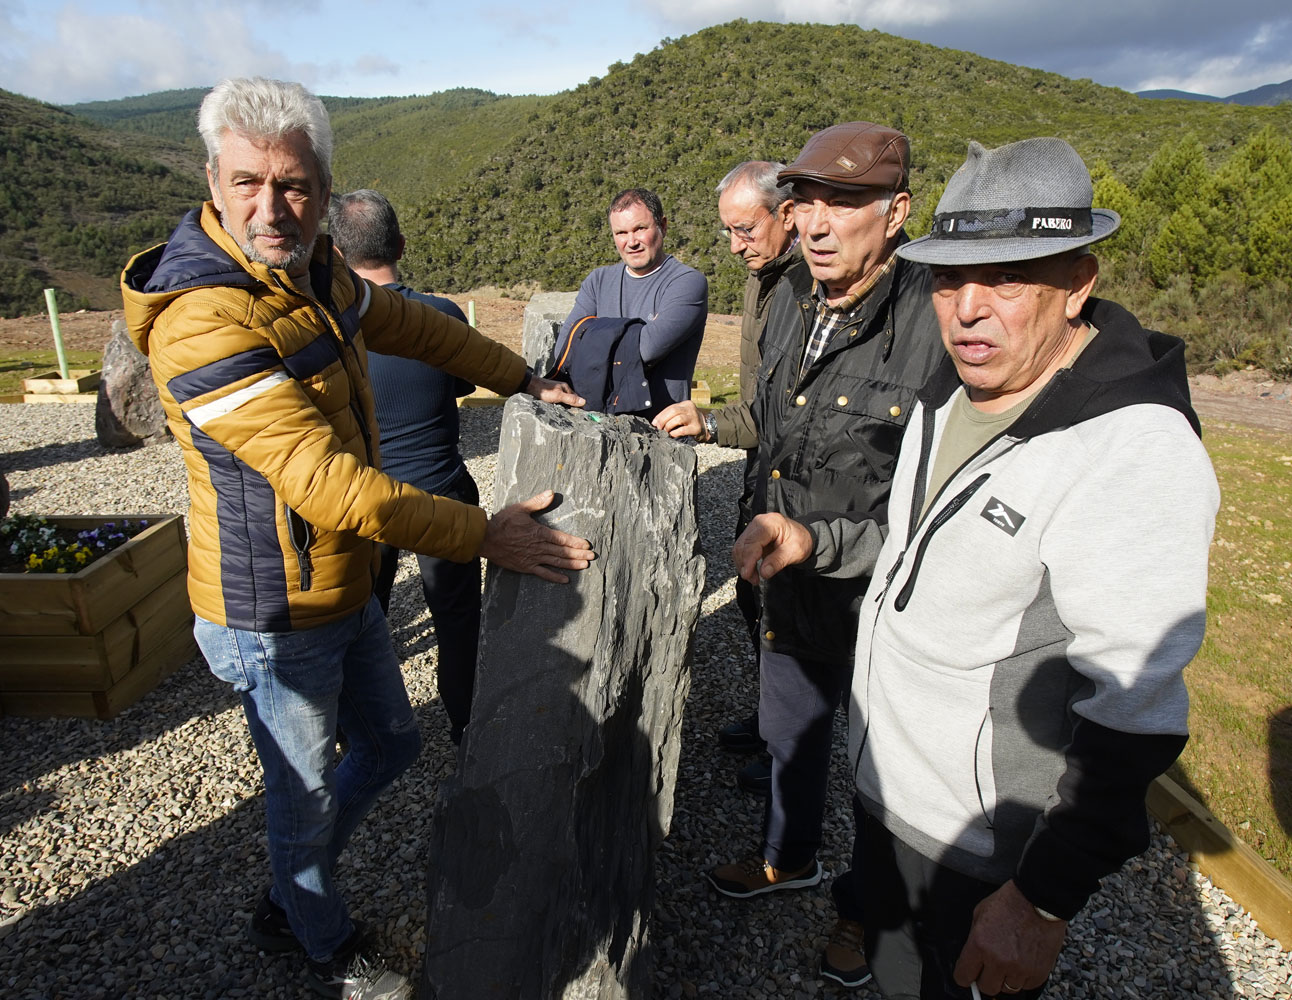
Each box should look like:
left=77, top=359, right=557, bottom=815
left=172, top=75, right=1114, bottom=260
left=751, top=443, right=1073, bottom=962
left=716, top=161, right=791, bottom=211
left=790, top=179, right=896, bottom=218
left=329, top=190, right=401, bottom=267
left=198, top=77, right=333, bottom=189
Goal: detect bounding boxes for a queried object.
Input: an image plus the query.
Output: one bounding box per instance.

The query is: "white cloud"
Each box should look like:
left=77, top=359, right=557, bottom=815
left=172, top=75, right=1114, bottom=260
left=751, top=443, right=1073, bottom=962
left=0, top=3, right=315, bottom=104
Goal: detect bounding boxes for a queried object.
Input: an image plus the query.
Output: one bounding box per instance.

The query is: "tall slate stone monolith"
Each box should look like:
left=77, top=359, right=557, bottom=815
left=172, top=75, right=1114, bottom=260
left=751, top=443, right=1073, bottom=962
left=421, top=396, right=705, bottom=1000
left=95, top=320, right=169, bottom=447
left=521, top=291, right=577, bottom=371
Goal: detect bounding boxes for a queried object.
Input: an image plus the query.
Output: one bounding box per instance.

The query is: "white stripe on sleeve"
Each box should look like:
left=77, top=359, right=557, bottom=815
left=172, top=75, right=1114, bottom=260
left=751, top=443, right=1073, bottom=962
left=356, top=279, right=371, bottom=318
left=187, top=371, right=292, bottom=428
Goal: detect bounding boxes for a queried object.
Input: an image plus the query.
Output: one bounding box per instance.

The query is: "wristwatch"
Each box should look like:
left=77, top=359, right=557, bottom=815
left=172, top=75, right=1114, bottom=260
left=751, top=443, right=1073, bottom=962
left=703, top=411, right=718, bottom=442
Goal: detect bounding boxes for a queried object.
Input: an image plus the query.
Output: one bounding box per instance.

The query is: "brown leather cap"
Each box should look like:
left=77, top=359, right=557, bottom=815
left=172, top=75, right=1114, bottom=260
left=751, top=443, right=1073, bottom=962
left=778, top=122, right=911, bottom=192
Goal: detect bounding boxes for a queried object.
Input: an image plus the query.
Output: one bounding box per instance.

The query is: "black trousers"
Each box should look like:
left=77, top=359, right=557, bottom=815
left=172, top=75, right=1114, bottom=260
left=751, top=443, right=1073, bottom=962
left=373, top=468, right=481, bottom=745
left=757, top=649, right=851, bottom=870
left=834, top=803, right=1048, bottom=1000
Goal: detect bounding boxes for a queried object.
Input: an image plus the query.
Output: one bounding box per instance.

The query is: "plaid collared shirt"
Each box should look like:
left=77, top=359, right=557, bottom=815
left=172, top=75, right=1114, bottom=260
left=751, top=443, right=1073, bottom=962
left=800, top=250, right=899, bottom=380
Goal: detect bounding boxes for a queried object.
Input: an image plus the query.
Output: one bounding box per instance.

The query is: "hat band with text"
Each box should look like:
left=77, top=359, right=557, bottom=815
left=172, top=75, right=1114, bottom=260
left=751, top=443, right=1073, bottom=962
left=929, top=207, right=1094, bottom=240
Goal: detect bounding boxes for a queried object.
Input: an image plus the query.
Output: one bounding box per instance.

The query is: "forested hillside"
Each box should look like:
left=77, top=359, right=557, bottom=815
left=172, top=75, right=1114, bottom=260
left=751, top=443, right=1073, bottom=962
left=329, top=89, right=555, bottom=212
left=393, top=21, right=1291, bottom=371
left=0, top=89, right=205, bottom=316
left=6, top=20, right=1291, bottom=370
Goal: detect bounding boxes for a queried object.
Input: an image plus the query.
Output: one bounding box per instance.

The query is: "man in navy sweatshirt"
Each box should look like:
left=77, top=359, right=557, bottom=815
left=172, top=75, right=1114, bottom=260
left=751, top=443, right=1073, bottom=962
left=329, top=188, right=480, bottom=746
left=553, top=187, right=707, bottom=417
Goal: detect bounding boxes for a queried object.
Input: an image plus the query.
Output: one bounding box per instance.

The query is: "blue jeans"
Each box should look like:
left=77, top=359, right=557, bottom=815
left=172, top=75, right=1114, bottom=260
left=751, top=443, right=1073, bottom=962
left=195, top=597, right=422, bottom=960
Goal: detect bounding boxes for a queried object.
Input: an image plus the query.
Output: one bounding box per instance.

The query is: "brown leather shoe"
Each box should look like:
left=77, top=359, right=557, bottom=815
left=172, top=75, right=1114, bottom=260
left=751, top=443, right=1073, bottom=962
left=820, top=918, right=873, bottom=988
left=706, top=855, right=822, bottom=898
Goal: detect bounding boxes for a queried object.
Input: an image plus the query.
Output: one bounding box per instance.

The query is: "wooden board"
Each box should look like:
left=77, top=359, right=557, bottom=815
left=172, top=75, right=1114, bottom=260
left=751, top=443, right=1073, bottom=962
left=1148, top=774, right=1292, bottom=947
left=21, top=370, right=101, bottom=394
left=0, top=618, right=196, bottom=720
left=0, top=567, right=192, bottom=689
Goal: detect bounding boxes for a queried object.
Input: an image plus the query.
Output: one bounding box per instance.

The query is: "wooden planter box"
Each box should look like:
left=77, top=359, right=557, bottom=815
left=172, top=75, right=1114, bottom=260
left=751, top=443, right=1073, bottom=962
left=0, top=514, right=196, bottom=720
left=21, top=370, right=101, bottom=394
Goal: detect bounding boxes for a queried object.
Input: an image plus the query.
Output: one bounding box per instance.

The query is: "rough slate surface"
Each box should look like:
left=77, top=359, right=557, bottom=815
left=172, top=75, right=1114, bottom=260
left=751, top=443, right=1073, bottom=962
left=521, top=291, right=577, bottom=373
left=94, top=319, right=169, bottom=448
left=421, top=397, right=705, bottom=999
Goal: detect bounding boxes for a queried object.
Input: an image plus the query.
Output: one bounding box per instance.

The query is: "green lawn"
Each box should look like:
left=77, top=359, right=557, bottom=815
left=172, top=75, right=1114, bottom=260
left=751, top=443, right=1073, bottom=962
left=1174, top=421, right=1292, bottom=878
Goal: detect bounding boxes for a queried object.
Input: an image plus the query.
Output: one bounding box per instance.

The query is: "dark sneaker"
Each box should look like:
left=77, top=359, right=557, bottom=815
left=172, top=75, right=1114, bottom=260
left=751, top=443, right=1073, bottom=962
left=736, top=757, right=771, bottom=796
left=247, top=887, right=301, bottom=953
left=718, top=713, right=766, bottom=753
left=820, top=918, right=873, bottom=988
left=307, top=927, right=411, bottom=999
left=707, top=855, right=822, bottom=898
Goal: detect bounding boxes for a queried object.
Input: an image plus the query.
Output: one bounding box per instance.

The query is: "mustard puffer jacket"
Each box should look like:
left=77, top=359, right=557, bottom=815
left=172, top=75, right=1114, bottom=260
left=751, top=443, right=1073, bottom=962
left=121, top=203, right=528, bottom=632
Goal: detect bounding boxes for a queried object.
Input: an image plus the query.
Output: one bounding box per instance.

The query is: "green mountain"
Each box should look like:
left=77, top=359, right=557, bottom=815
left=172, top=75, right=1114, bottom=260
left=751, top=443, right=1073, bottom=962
left=1138, top=78, right=1292, bottom=107
left=396, top=20, right=1292, bottom=321
left=7, top=21, right=1292, bottom=371
left=0, top=88, right=206, bottom=317
left=328, top=89, right=555, bottom=213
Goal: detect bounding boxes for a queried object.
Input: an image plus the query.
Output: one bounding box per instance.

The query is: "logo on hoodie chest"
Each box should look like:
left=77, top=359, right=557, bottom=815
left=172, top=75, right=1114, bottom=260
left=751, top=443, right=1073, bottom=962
left=980, top=496, right=1025, bottom=536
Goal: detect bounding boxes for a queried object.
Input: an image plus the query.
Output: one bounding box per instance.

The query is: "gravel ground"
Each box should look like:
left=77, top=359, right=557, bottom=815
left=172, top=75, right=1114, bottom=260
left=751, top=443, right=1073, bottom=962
left=2, top=403, right=1290, bottom=999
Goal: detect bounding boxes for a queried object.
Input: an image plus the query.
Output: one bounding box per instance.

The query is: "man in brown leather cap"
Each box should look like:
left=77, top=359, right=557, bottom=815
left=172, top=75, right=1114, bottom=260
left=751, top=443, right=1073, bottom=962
left=655, top=122, right=945, bottom=988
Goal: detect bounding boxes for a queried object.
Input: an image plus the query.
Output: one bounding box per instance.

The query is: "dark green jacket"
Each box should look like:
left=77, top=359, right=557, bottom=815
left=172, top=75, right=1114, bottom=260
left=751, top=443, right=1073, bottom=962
left=752, top=248, right=943, bottom=663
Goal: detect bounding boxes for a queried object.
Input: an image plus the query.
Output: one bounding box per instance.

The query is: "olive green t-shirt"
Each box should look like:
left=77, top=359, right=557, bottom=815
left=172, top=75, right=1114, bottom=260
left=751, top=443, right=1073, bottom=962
left=920, top=324, right=1098, bottom=521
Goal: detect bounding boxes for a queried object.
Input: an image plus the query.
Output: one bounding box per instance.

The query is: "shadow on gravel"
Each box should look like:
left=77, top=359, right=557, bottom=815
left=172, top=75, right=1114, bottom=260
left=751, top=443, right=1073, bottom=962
left=1, top=438, right=102, bottom=473
left=0, top=653, right=236, bottom=839
left=456, top=406, right=504, bottom=462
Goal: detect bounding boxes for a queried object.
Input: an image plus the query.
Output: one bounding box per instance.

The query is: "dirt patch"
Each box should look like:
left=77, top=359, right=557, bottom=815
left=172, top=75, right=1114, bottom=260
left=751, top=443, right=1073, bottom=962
left=1, top=297, right=1286, bottom=433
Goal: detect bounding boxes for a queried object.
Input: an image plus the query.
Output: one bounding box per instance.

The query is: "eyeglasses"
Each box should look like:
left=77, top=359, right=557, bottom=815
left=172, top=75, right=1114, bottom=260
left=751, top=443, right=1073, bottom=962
left=720, top=209, right=773, bottom=243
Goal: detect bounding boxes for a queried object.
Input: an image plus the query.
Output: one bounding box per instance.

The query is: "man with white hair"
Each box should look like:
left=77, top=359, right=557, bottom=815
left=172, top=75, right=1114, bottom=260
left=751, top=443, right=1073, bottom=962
left=655, top=123, right=945, bottom=991
left=708, top=160, right=804, bottom=785
left=736, top=137, right=1218, bottom=997
left=122, top=77, right=593, bottom=999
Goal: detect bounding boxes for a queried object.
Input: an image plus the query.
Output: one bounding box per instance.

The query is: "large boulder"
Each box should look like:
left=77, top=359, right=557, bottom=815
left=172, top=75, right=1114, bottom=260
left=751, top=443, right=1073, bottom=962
left=521, top=291, right=577, bottom=372
left=95, top=320, right=169, bottom=448
left=421, top=397, right=704, bottom=1000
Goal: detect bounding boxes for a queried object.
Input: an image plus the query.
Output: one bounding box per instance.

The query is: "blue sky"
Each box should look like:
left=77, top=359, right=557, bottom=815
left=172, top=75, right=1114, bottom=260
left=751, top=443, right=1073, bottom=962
left=2, top=1, right=1290, bottom=105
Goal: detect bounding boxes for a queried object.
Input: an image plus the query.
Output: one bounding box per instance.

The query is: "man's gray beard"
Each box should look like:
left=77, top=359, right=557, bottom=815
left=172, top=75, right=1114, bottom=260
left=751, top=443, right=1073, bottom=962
left=223, top=218, right=313, bottom=272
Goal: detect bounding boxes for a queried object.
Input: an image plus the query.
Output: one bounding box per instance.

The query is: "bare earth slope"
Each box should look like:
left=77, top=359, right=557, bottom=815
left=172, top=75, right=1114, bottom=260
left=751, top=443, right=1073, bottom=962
left=0, top=299, right=1285, bottom=432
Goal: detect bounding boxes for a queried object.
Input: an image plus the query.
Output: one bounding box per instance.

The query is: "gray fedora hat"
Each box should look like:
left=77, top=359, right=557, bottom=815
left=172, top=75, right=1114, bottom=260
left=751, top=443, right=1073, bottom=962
left=898, top=137, right=1120, bottom=265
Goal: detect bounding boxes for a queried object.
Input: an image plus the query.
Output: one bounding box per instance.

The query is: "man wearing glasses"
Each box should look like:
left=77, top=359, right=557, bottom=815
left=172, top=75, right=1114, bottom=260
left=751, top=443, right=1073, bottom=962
left=654, top=122, right=945, bottom=989
left=703, top=161, right=806, bottom=795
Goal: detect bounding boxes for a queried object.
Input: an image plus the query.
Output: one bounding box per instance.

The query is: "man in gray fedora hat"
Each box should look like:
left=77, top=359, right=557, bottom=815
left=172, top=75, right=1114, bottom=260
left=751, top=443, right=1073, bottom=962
left=731, top=136, right=1218, bottom=997
left=655, top=122, right=946, bottom=990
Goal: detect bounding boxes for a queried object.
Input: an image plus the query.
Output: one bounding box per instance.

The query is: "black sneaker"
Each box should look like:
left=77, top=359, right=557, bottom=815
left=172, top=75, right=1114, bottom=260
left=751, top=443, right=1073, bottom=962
left=247, top=887, right=301, bottom=953
left=307, top=926, right=411, bottom=999
left=717, top=712, right=766, bottom=753
left=736, top=757, right=772, bottom=796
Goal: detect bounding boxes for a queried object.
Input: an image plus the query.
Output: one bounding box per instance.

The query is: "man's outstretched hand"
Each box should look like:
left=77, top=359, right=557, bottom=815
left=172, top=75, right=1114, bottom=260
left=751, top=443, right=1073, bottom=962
left=733, top=513, right=814, bottom=584
left=652, top=400, right=706, bottom=440
left=525, top=374, right=585, bottom=408
left=478, top=490, right=595, bottom=583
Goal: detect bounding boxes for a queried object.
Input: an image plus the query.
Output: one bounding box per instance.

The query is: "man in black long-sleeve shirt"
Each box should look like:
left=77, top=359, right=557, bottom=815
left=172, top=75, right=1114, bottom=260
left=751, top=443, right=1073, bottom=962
left=329, top=188, right=479, bottom=745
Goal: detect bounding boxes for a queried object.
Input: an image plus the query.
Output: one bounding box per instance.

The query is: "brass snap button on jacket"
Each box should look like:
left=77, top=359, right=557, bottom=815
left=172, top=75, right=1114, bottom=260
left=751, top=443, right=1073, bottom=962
left=771, top=469, right=781, bottom=479
left=795, top=395, right=807, bottom=406
left=889, top=405, right=901, bottom=417
left=837, top=395, right=849, bottom=406
left=764, top=630, right=775, bottom=641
